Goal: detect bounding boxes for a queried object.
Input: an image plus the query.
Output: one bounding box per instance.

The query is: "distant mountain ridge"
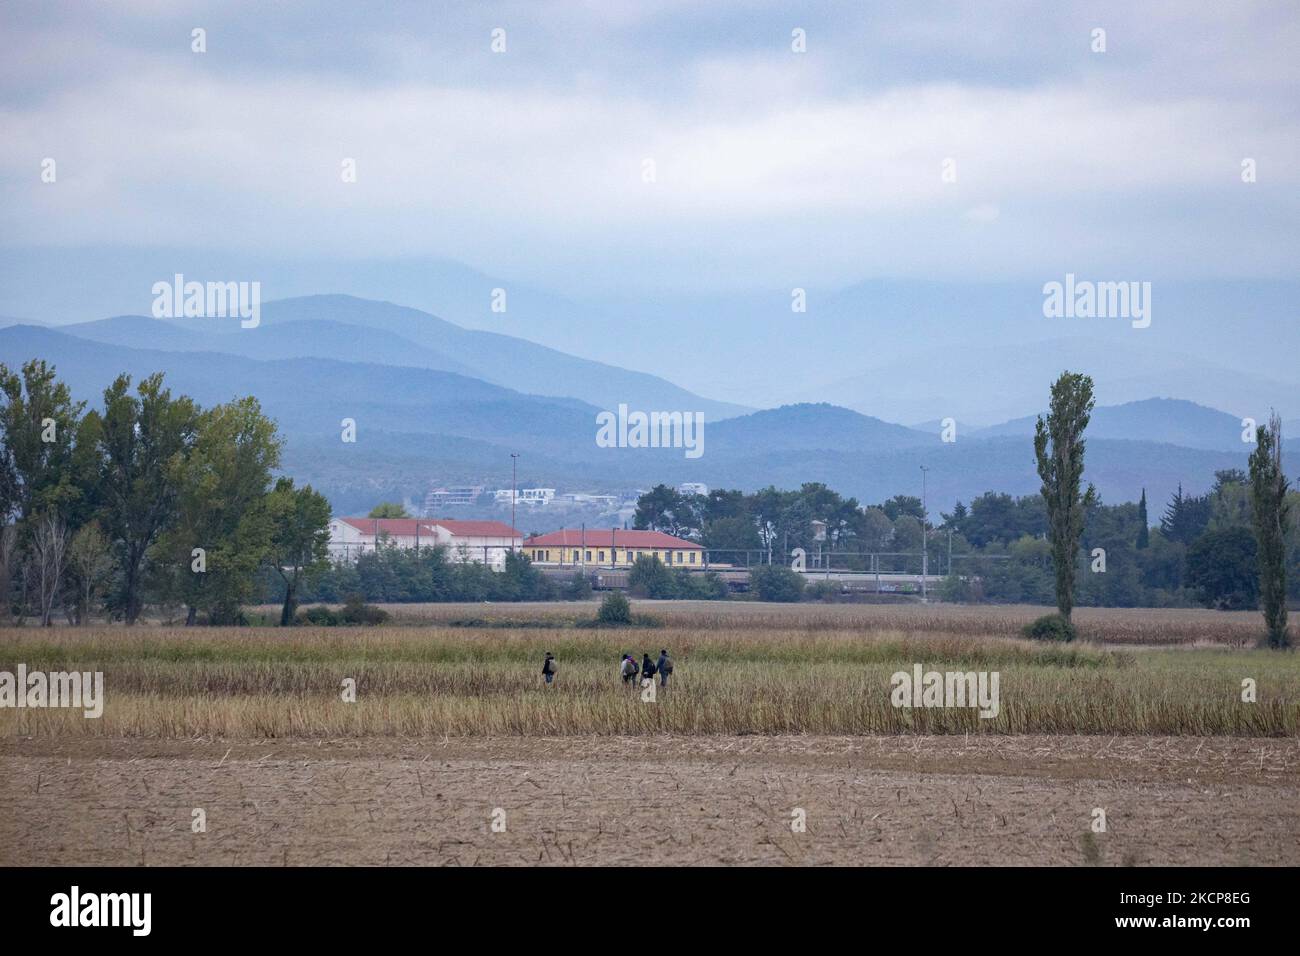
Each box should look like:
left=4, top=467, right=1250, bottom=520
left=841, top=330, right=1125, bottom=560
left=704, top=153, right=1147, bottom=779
left=4, top=321, right=1296, bottom=517
left=969, top=398, right=1250, bottom=453
left=56, top=295, right=751, bottom=423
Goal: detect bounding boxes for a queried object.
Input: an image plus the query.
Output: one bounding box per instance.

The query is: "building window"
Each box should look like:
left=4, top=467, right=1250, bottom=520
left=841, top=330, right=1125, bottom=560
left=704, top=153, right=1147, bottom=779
left=598, top=551, right=606, bottom=562
left=585, top=550, right=592, bottom=561
left=690, top=551, right=697, bottom=564
left=572, top=550, right=580, bottom=562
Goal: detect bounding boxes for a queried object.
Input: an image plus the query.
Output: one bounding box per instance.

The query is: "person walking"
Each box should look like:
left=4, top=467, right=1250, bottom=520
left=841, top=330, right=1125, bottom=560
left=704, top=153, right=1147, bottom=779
left=641, top=652, right=657, bottom=687
left=541, top=651, right=557, bottom=687
left=656, top=648, right=673, bottom=688
left=620, top=653, right=639, bottom=687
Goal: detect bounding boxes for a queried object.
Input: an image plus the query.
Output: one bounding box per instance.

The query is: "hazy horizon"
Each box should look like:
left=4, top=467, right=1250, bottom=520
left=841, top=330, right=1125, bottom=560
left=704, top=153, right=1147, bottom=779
left=2, top=1, right=1297, bottom=420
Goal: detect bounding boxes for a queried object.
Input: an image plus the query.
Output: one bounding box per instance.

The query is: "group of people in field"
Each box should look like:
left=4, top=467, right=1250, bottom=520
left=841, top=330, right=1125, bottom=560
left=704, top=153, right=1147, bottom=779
left=619, top=650, right=673, bottom=689
left=538, top=648, right=674, bottom=689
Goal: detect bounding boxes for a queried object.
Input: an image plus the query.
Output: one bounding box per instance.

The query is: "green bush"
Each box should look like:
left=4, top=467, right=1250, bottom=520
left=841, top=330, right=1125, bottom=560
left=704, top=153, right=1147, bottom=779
left=938, top=573, right=972, bottom=603
left=1023, top=613, right=1077, bottom=642
left=805, top=580, right=842, bottom=602
left=675, top=569, right=728, bottom=600
left=295, top=605, right=340, bottom=626
left=596, top=591, right=632, bottom=625
left=339, top=593, right=390, bottom=625
left=556, top=571, right=593, bottom=601
left=750, top=565, right=806, bottom=602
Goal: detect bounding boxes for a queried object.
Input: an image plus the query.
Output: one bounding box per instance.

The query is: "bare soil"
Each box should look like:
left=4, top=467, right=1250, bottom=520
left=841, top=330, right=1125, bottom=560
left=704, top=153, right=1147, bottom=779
left=3, top=735, right=1298, bottom=866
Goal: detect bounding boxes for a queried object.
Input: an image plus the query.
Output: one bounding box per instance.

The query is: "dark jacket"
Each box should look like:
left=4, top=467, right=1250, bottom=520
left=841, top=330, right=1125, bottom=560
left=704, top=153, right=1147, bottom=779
left=542, top=656, right=555, bottom=675
left=657, top=653, right=670, bottom=674
left=641, top=655, right=656, bottom=678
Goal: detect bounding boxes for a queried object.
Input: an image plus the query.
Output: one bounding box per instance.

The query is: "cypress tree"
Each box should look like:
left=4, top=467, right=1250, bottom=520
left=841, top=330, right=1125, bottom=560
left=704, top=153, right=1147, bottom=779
left=1248, top=413, right=1291, bottom=648
left=1136, top=488, right=1149, bottom=549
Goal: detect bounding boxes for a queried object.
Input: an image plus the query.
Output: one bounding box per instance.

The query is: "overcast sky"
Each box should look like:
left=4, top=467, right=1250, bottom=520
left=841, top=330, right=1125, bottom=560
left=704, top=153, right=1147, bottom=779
left=2, top=0, right=1298, bottom=300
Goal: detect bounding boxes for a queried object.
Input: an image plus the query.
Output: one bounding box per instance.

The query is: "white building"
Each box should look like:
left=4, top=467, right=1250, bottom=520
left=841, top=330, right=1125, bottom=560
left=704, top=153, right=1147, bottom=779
left=492, top=488, right=556, bottom=507
left=423, top=486, right=484, bottom=511
left=328, top=517, right=522, bottom=569
left=678, top=482, right=710, bottom=497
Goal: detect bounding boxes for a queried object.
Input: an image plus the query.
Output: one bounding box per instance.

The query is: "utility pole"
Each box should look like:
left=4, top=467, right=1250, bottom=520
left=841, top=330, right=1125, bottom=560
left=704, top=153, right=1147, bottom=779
left=510, top=452, right=519, bottom=552
left=920, top=465, right=929, bottom=602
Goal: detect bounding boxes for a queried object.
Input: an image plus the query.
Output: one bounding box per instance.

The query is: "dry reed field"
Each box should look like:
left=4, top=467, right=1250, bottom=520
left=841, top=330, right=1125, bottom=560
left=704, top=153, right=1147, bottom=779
left=2, top=601, right=1296, bottom=738
left=3, top=601, right=1299, bottom=866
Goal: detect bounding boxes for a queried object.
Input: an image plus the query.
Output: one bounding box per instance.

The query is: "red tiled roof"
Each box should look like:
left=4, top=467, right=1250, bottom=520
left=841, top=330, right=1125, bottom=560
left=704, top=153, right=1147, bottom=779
left=432, top=519, right=522, bottom=538
left=523, top=529, right=700, bottom=549
left=340, top=518, right=520, bottom=538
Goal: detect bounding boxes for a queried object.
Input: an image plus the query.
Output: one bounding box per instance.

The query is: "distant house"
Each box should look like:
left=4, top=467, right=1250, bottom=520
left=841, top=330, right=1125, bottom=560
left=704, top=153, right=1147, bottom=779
left=522, top=529, right=703, bottom=568
left=423, top=486, right=485, bottom=510
left=329, top=517, right=522, bottom=569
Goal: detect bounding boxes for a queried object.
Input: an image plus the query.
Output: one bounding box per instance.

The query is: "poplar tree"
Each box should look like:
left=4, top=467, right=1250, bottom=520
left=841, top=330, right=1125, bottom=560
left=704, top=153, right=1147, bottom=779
left=1034, top=372, right=1097, bottom=621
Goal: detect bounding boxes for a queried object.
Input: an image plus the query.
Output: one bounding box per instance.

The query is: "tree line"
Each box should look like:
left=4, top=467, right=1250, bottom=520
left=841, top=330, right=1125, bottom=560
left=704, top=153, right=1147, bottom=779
left=0, top=360, right=332, bottom=626
left=632, top=373, right=1295, bottom=645
left=4, top=362, right=1292, bottom=645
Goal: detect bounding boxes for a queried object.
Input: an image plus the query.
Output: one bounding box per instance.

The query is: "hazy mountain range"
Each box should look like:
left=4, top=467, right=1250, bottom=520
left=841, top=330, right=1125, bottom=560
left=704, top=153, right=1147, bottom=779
left=2, top=294, right=1295, bottom=519
left=4, top=248, right=1298, bottom=424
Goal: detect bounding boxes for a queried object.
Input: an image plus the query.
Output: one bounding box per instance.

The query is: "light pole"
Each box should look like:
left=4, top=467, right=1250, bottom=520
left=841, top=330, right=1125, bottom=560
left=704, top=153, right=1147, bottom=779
left=510, top=453, right=519, bottom=553
left=920, top=465, right=929, bottom=602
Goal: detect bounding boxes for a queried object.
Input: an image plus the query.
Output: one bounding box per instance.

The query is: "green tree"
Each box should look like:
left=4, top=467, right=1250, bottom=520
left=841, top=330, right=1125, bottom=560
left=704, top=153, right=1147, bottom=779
left=859, top=507, right=894, bottom=551
left=1187, top=526, right=1258, bottom=610
left=1033, top=371, right=1097, bottom=621
left=368, top=502, right=409, bottom=518
left=750, top=564, right=805, bottom=602
left=628, top=553, right=676, bottom=598
left=1208, top=470, right=1252, bottom=531
left=265, top=477, right=332, bottom=625
left=65, top=521, right=113, bottom=625
left=1160, top=484, right=1212, bottom=544
left=633, top=484, right=697, bottom=536
left=1249, top=414, right=1291, bottom=647
left=1136, top=488, right=1149, bottom=549
left=95, top=373, right=199, bottom=624
left=881, top=495, right=924, bottom=521
left=161, top=397, right=281, bottom=624
left=0, top=360, right=87, bottom=528
left=701, top=514, right=761, bottom=553
left=498, top=549, right=553, bottom=601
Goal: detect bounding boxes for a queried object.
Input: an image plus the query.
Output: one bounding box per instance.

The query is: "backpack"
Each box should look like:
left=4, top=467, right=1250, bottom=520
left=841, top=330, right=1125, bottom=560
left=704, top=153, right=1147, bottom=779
left=663, top=657, right=674, bottom=674
left=544, top=657, right=556, bottom=675
left=621, top=659, right=636, bottom=678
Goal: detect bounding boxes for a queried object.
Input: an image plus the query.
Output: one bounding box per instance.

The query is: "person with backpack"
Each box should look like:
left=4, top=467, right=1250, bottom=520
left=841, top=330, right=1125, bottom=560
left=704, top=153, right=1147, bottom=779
left=641, top=652, right=657, bottom=686
left=620, top=653, right=639, bottom=687
left=541, top=651, right=557, bottom=687
left=657, top=648, right=673, bottom=687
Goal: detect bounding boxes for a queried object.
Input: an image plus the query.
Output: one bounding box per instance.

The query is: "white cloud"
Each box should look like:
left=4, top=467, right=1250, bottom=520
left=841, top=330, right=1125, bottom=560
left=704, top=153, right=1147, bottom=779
left=1, top=1, right=1297, bottom=291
